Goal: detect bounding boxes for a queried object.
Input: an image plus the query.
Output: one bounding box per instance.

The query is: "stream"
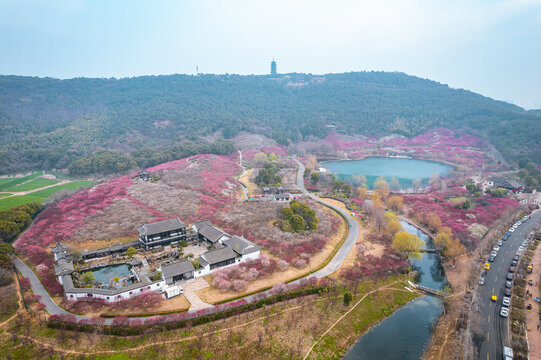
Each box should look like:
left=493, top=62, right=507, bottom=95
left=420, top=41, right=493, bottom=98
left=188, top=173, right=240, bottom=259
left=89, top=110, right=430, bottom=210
left=343, top=220, right=446, bottom=360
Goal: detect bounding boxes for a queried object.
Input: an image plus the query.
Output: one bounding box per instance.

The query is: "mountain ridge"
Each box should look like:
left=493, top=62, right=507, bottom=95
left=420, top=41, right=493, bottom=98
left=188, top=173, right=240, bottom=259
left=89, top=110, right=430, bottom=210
left=0, top=71, right=539, bottom=173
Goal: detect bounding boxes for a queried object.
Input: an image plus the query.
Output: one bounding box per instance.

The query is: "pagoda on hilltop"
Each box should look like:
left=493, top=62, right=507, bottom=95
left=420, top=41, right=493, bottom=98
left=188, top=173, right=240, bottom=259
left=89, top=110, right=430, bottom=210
left=270, top=58, right=277, bottom=75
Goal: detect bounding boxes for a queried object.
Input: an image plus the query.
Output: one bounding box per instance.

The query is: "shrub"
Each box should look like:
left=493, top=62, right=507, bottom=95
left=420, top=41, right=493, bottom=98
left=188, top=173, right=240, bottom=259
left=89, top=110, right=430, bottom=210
left=343, top=291, right=353, bottom=306
left=0, top=268, right=13, bottom=286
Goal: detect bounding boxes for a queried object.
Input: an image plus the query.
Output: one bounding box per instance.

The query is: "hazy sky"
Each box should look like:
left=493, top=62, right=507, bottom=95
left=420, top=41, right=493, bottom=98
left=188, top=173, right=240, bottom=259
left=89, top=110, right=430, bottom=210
left=1, top=0, right=540, bottom=108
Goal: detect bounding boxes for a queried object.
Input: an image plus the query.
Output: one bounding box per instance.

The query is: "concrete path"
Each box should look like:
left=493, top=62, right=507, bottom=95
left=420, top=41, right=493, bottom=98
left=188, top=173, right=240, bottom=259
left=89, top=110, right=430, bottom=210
left=11, top=257, right=88, bottom=321
left=236, top=149, right=249, bottom=200
left=181, top=278, right=213, bottom=311
left=293, top=157, right=360, bottom=278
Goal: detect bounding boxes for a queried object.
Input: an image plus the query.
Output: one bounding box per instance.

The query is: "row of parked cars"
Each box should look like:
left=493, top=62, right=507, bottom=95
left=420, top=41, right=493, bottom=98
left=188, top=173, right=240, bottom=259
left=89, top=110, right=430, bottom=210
left=508, top=215, right=530, bottom=233
left=483, top=215, right=531, bottom=318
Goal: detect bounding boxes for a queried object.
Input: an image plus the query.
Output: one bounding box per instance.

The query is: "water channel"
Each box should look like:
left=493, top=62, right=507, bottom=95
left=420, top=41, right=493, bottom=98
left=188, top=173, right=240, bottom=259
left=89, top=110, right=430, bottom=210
left=323, top=157, right=453, bottom=188
left=343, top=220, right=447, bottom=360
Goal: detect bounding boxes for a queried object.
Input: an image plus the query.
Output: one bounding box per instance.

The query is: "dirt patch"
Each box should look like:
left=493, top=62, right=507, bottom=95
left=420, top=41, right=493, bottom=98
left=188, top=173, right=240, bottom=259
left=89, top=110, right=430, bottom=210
left=237, top=169, right=257, bottom=197
left=72, top=197, right=155, bottom=244
left=232, top=132, right=279, bottom=149
left=0, top=283, right=19, bottom=322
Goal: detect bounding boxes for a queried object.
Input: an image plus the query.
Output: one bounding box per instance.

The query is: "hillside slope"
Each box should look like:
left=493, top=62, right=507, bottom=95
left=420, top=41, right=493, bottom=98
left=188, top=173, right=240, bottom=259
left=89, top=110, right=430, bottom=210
left=0, top=72, right=539, bottom=173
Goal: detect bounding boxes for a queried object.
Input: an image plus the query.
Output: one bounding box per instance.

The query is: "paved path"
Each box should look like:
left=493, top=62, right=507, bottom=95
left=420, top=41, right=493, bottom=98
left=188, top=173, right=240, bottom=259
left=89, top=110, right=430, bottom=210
left=11, top=257, right=89, bottom=322
left=12, top=155, right=360, bottom=324
left=293, top=157, right=360, bottom=278
left=181, top=278, right=213, bottom=311
left=235, top=149, right=249, bottom=200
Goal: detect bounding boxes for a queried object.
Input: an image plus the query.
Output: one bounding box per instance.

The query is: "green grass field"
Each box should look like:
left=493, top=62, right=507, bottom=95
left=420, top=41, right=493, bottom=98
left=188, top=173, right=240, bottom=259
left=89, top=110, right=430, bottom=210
left=30, top=180, right=93, bottom=198
left=0, top=173, right=41, bottom=191
left=4, top=177, right=60, bottom=192
left=0, top=180, right=93, bottom=210
left=0, top=193, right=11, bottom=198
left=0, top=195, right=44, bottom=210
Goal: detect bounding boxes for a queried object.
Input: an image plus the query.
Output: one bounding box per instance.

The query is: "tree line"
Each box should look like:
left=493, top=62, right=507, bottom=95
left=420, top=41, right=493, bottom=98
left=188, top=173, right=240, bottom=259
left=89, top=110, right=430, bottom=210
left=0, top=72, right=539, bottom=174
left=67, top=139, right=235, bottom=176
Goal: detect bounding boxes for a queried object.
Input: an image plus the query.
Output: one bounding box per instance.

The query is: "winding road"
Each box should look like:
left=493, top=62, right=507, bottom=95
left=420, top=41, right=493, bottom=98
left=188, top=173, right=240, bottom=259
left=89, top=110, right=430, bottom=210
left=11, top=155, right=360, bottom=324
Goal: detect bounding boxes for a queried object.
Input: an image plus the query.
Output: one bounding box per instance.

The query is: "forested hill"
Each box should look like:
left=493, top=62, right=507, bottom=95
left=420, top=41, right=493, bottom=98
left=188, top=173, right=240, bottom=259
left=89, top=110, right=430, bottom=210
left=0, top=71, right=539, bottom=173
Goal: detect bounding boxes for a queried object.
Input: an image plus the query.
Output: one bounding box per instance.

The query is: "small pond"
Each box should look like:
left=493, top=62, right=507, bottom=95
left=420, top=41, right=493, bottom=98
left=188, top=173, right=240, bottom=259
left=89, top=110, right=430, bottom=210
left=342, top=220, right=446, bottom=360
left=91, top=264, right=132, bottom=284
left=323, top=157, right=453, bottom=188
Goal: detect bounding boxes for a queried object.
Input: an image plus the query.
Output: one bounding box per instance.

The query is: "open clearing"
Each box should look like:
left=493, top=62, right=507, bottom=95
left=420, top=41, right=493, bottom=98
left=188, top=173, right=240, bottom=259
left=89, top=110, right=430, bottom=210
left=0, top=180, right=93, bottom=210
left=0, top=173, right=41, bottom=190
left=5, top=177, right=60, bottom=192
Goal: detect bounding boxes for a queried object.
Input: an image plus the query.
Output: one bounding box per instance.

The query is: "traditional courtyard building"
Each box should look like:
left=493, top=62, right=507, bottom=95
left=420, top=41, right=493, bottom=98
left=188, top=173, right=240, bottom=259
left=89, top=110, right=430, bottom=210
left=137, top=217, right=187, bottom=248
left=193, top=220, right=230, bottom=245
left=223, top=235, right=262, bottom=261
left=197, top=246, right=238, bottom=276
left=51, top=241, right=68, bottom=261
left=160, top=259, right=195, bottom=285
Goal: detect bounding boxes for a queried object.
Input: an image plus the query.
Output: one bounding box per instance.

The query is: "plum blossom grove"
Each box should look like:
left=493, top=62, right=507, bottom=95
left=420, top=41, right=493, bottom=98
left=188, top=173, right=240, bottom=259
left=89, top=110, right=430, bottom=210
left=403, top=186, right=519, bottom=249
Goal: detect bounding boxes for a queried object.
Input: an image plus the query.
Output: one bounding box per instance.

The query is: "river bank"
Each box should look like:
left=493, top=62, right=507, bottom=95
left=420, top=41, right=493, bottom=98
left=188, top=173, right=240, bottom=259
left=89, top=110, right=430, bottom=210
left=342, top=219, right=447, bottom=359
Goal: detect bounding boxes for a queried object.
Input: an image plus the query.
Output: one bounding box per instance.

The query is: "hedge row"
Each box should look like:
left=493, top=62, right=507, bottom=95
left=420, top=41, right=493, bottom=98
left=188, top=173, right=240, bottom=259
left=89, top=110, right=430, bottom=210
left=47, top=284, right=329, bottom=335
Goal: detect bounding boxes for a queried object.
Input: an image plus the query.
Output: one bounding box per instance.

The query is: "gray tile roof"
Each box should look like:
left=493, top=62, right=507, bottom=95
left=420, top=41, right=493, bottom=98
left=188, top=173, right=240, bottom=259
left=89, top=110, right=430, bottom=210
left=193, top=220, right=212, bottom=231
left=224, top=236, right=262, bottom=256
left=51, top=242, right=67, bottom=253
left=62, top=275, right=162, bottom=296
left=136, top=217, right=187, bottom=236
left=161, top=260, right=195, bottom=280
left=275, top=193, right=291, bottom=199
left=198, top=223, right=229, bottom=243
left=54, top=260, right=74, bottom=276
left=200, top=247, right=237, bottom=265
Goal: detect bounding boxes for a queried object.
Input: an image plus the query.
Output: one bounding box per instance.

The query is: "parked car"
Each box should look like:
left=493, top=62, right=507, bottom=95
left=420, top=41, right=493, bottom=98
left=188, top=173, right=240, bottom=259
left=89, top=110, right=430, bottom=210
left=502, top=297, right=511, bottom=307
left=517, top=221, right=522, bottom=226
left=512, top=260, right=518, bottom=266
left=509, top=266, right=516, bottom=273
left=491, top=250, right=498, bottom=257
left=521, top=241, right=528, bottom=247
left=506, top=273, right=514, bottom=280
left=488, top=256, right=496, bottom=262
left=518, top=246, right=525, bottom=252
left=498, top=240, right=503, bottom=246
left=509, top=228, right=515, bottom=233
left=493, top=245, right=500, bottom=251
left=506, top=232, right=511, bottom=237
left=500, top=307, right=509, bottom=317
left=484, top=263, right=491, bottom=270
left=504, top=288, right=512, bottom=297
left=505, top=281, right=513, bottom=288
left=513, top=255, right=520, bottom=261
left=479, top=277, right=485, bottom=285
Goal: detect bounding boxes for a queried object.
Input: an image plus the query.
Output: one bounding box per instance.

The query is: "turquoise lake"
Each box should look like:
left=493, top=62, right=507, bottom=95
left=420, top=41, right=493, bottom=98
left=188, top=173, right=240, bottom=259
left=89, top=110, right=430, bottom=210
left=323, top=157, right=453, bottom=188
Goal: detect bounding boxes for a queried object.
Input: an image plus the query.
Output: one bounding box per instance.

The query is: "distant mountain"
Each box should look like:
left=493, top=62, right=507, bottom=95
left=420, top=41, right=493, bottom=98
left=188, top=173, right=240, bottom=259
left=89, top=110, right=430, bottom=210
left=0, top=72, right=539, bottom=173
